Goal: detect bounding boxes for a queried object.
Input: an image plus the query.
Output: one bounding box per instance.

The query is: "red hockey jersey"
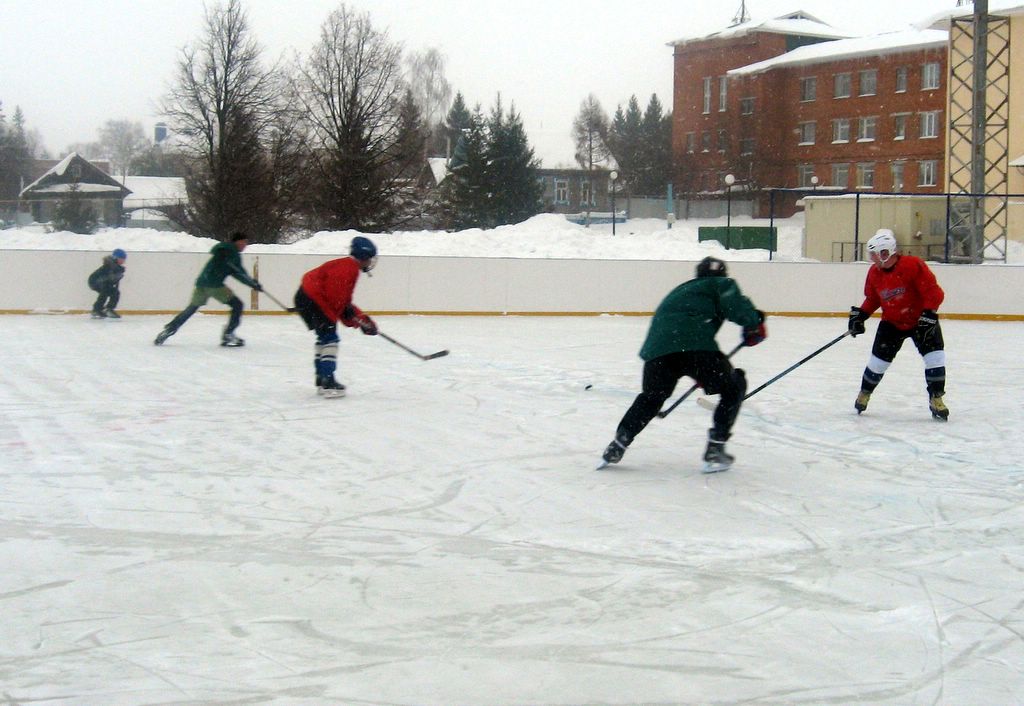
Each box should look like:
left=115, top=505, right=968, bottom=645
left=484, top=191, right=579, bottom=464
left=300, top=257, right=366, bottom=325
left=860, top=254, right=944, bottom=331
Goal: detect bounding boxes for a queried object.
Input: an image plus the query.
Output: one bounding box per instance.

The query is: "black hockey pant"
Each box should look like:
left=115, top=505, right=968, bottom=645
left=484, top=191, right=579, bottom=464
left=615, top=350, right=747, bottom=447
left=91, top=284, right=120, bottom=313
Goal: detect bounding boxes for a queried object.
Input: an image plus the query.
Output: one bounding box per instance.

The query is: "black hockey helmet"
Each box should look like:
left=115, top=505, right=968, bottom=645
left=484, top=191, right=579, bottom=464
left=696, top=256, right=728, bottom=278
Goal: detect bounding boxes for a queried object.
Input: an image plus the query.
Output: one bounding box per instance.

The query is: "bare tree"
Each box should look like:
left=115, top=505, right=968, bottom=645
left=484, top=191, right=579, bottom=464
left=572, top=94, right=611, bottom=170
left=161, top=0, right=299, bottom=241
left=294, top=4, right=422, bottom=231
left=405, top=47, right=452, bottom=156
left=98, top=119, right=149, bottom=180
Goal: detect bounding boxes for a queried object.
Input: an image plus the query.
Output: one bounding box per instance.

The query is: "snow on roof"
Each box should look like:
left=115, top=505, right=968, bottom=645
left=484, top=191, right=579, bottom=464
left=30, top=183, right=126, bottom=194
left=427, top=157, right=448, bottom=185
left=922, top=1, right=1024, bottom=29
left=668, top=11, right=855, bottom=47
left=122, top=176, right=186, bottom=206
left=19, top=153, right=79, bottom=193
left=728, top=28, right=948, bottom=76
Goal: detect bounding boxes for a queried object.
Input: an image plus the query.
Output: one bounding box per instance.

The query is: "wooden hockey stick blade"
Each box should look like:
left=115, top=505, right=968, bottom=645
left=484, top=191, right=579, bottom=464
left=423, top=349, right=449, bottom=360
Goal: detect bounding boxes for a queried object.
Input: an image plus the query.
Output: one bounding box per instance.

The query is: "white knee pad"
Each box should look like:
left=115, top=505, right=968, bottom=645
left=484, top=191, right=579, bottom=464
left=923, top=350, right=946, bottom=368
left=867, top=355, right=891, bottom=375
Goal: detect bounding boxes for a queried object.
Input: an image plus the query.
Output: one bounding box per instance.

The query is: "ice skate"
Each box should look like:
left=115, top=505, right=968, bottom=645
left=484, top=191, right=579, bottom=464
left=154, top=327, right=175, bottom=345
left=702, top=440, right=734, bottom=473
left=929, top=393, right=949, bottom=421
left=221, top=332, right=245, bottom=347
left=595, top=438, right=626, bottom=470
left=319, top=376, right=346, bottom=399
left=854, top=390, right=871, bottom=414
left=90, top=310, right=105, bottom=319
left=103, top=309, right=121, bottom=319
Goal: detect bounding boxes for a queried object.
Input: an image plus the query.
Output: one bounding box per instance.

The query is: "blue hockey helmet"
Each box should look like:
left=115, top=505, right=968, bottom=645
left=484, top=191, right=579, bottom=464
left=350, top=236, right=378, bottom=272
left=112, top=248, right=127, bottom=261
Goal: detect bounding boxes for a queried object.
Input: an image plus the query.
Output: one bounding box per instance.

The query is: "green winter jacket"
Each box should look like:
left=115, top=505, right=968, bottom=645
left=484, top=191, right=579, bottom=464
left=195, top=242, right=257, bottom=289
left=638, top=276, right=761, bottom=360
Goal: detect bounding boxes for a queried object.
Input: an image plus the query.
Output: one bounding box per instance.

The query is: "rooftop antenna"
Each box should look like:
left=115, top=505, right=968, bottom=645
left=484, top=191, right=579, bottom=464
left=731, top=0, right=751, bottom=26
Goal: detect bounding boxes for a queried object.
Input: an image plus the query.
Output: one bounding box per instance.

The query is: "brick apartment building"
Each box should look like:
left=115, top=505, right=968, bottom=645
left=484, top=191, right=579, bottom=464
left=670, top=11, right=948, bottom=215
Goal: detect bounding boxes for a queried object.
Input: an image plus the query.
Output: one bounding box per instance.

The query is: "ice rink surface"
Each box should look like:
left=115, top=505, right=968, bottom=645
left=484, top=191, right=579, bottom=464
left=1, top=313, right=1022, bottom=705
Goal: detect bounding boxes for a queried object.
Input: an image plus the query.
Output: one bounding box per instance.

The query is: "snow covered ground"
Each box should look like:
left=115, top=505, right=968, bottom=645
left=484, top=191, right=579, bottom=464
left=2, top=313, right=1022, bottom=704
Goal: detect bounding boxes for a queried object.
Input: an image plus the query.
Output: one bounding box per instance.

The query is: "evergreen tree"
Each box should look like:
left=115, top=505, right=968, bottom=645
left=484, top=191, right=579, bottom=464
left=443, top=92, right=473, bottom=160
left=635, top=94, right=673, bottom=196
left=607, top=95, right=643, bottom=193
left=0, top=103, right=32, bottom=207
left=52, top=182, right=98, bottom=234
left=572, top=94, right=611, bottom=169
left=438, top=106, right=489, bottom=230
left=486, top=97, right=542, bottom=227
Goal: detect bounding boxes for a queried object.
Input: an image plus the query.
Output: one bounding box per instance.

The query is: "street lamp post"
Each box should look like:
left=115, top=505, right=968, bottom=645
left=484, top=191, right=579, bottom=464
left=811, top=175, right=819, bottom=192
left=724, top=173, right=735, bottom=250
left=609, top=170, right=618, bottom=236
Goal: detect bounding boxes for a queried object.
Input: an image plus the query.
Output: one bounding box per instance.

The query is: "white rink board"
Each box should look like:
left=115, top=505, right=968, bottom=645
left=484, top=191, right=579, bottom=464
left=0, top=249, right=1022, bottom=316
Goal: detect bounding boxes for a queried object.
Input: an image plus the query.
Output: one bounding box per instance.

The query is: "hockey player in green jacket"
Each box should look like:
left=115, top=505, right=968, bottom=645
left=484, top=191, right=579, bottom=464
left=154, top=232, right=262, bottom=347
left=598, top=256, right=767, bottom=472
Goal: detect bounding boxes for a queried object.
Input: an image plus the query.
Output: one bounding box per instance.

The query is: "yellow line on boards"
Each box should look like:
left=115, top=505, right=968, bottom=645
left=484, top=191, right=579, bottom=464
left=2, top=309, right=1023, bottom=321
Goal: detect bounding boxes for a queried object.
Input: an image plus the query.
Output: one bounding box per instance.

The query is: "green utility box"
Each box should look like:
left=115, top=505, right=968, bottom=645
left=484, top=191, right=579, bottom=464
left=698, top=226, right=777, bottom=251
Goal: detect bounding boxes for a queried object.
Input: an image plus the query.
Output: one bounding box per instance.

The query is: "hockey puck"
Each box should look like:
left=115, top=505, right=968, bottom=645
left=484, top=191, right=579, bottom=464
left=585, top=384, right=593, bottom=390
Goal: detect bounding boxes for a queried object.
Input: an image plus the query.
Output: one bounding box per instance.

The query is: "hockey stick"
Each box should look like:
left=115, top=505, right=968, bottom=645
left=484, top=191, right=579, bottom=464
left=379, top=331, right=449, bottom=360
left=260, top=289, right=296, bottom=313
left=656, top=342, right=745, bottom=419
left=741, top=330, right=851, bottom=401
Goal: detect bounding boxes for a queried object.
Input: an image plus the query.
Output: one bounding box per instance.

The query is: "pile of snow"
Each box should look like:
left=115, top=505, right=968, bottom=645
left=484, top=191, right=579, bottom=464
left=0, top=214, right=810, bottom=262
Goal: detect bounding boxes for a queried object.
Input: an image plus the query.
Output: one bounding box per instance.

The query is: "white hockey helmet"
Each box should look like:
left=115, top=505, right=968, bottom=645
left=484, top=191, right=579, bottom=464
left=866, top=228, right=898, bottom=267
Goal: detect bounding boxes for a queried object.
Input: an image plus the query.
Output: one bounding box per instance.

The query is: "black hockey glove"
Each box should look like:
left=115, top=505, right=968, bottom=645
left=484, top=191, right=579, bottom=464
left=357, top=314, right=378, bottom=336
left=848, top=307, right=868, bottom=337
left=916, top=309, right=938, bottom=339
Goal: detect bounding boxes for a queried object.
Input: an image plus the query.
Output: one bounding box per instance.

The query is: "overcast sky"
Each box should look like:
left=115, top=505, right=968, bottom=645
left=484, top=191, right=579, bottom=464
left=1, top=0, right=959, bottom=167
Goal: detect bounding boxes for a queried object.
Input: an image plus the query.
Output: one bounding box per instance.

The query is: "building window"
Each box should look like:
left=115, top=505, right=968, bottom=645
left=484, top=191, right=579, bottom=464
left=797, top=164, right=816, bottom=187
left=893, top=114, right=908, bottom=140
left=832, top=118, right=850, bottom=143
left=891, top=162, right=905, bottom=192
left=580, top=179, right=593, bottom=206
left=702, top=76, right=712, bottom=114
left=919, top=159, right=938, bottom=186
left=857, top=116, right=877, bottom=142
left=920, top=110, right=940, bottom=138
left=831, top=163, right=849, bottom=188
left=717, top=129, right=728, bottom=152
left=858, top=69, right=877, bottom=96
left=922, top=62, right=941, bottom=90
left=739, top=137, right=755, bottom=155
left=554, top=179, right=568, bottom=204
left=895, top=66, right=908, bottom=93
left=740, top=97, right=754, bottom=115
left=856, top=162, right=875, bottom=188
left=834, top=72, right=852, bottom=98
left=800, top=76, right=817, bottom=102
left=798, top=121, right=816, bottom=145
left=701, top=131, right=711, bottom=152
left=719, top=76, right=728, bottom=112
left=685, top=132, right=695, bottom=153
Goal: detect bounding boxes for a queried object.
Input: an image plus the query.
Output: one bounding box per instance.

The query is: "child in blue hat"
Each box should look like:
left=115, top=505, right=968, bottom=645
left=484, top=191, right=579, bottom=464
left=87, top=249, right=127, bottom=318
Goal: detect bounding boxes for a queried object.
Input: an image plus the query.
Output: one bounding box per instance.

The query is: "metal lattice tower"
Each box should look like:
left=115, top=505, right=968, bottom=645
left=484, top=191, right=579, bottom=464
left=947, top=5, right=1011, bottom=262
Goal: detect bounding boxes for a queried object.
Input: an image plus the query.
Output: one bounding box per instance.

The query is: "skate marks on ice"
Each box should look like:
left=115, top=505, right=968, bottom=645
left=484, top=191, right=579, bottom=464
left=0, top=316, right=1022, bottom=703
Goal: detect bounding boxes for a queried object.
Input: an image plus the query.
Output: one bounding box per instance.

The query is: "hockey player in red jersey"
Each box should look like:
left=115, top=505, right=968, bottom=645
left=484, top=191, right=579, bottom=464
left=293, top=236, right=379, bottom=398
left=847, top=229, right=949, bottom=420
